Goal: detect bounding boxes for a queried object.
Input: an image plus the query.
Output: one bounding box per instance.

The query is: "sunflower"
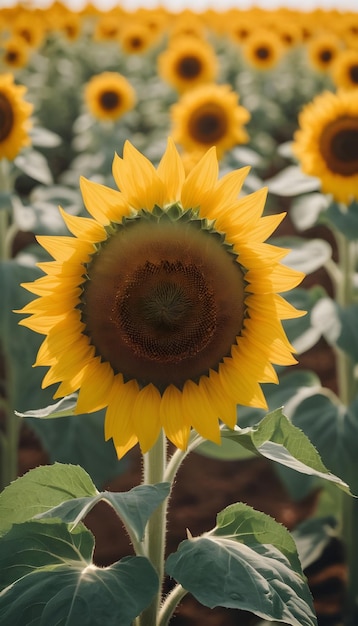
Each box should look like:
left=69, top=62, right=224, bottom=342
left=1, top=36, right=30, bottom=69
left=84, top=72, right=136, bottom=122
left=242, top=28, right=285, bottom=71
left=119, top=20, right=154, bottom=54
left=170, top=83, right=250, bottom=160
left=331, top=49, right=358, bottom=91
left=18, top=139, right=304, bottom=459
left=11, top=12, right=45, bottom=50
left=0, top=73, right=33, bottom=161
left=306, top=33, right=342, bottom=73
left=158, top=36, right=218, bottom=93
left=292, top=90, right=358, bottom=204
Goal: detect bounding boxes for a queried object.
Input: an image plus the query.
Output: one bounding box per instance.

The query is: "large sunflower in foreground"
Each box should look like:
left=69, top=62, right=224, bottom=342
left=84, top=72, right=136, bottom=122
left=171, top=84, right=250, bottom=160
left=0, top=73, right=33, bottom=160
left=292, top=90, right=358, bottom=204
left=18, top=139, right=304, bottom=459
left=158, top=36, right=218, bottom=93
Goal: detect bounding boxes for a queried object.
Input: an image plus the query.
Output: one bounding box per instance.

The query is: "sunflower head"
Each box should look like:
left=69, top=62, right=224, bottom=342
left=332, top=49, right=358, bottom=91
left=158, top=35, right=218, bottom=93
left=0, top=73, right=33, bottom=161
left=293, top=89, right=358, bottom=204
left=243, top=28, right=284, bottom=70
left=307, top=33, right=342, bottom=72
left=18, top=139, right=304, bottom=459
left=170, top=83, right=250, bottom=160
left=119, top=21, right=154, bottom=54
left=84, top=71, right=136, bottom=122
left=2, top=37, right=30, bottom=69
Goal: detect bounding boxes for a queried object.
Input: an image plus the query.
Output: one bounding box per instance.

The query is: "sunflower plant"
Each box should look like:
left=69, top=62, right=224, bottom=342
left=0, top=139, right=352, bottom=626
left=264, top=86, right=358, bottom=625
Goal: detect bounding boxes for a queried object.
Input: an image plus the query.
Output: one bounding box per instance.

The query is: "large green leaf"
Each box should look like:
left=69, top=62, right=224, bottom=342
left=0, top=463, right=170, bottom=543
left=0, top=520, right=158, bottom=625
left=166, top=503, right=317, bottom=626
left=36, top=482, right=171, bottom=542
left=220, top=409, right=350, bottom=493
left=0, top=463, right=97, bottom=537
left=290, top=392, right=358, bottom=495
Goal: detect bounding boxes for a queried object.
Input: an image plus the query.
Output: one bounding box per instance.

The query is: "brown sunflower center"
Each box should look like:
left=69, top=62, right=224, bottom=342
left=177, top=55, right=202, bottom=79
left=256, top=46, right=270, bottom=60
left=99, top=90, right=120, bottom=110
left=319, top=116, right=358, bottom=176
left=5, top=51, right=19, bottom=63
left=82, top=214, right=246, bottom=390
left=187, top=102, right=228, bottom=145
left=349, top=64, right=358, bottom=84
left=320, top=49, right=333, bottom=63
left=0, top=93, right=14, bottom=142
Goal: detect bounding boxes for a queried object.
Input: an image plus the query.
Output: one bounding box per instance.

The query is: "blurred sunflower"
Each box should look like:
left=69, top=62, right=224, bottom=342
left=11, top=13, right=45, bottom=50
left=158, top=36, right=218, bottom=93
left=331, top=49, right=358, bottom=91
left=306, top=33, right=342, bottom=73
left=170, top=83, right=250, bottom=160
left=1, top=36, right=30, bottom=69
left=18, top=139, right=304, bottom=459
left=227, top=15, right=254, bottom=46
left=0, top=73, right=33, bottom=160
left=84, top=72, right=136, bottom=122
left=119, top=20, right=154, bottom=54
left=93, top=13, right=122, bottom=42
left=293, top=89, right=358, bottom=204
left=58, top=11, right=82, bottom=42
left=242, top=28, right=284, bottom=70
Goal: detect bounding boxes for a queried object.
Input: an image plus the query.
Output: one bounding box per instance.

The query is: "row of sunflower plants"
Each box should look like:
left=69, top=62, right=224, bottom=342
left=0, top=2, right=358, bottom=625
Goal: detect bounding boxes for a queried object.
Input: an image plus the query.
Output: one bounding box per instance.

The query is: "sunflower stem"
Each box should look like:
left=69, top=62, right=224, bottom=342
left=140, top=429, right=169, bottom=626
left=332, top=230, right=358, bottom=624
left=157, top=584, right=188, bottom=626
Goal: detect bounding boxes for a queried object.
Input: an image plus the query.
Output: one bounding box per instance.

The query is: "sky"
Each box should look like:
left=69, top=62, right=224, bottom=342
left=1, top=0, right=358, bottom=9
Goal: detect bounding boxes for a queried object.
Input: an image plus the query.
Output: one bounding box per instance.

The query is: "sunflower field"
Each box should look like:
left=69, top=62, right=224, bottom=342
left=1, top=3, right=358, bottom=626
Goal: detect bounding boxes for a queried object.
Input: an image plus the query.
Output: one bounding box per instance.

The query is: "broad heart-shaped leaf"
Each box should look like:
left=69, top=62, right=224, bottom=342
left=0, top=520, right=158, bottom=625
left=221, top=408, right=351, bottom=494
left=265, top=165, right=320, bottom=196
left=14, top=149, right=54, bottom=185
left=290, top=392, right=358, bottom=495
left=36, top=482, right=171, bottom=542
left=166, top=503, right=317, bottom=626
left=0, top=463, right=97, bottom=537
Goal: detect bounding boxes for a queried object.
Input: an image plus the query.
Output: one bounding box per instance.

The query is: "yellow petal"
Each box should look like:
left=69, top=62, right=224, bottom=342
left=182, top=379, right=221, bottom=444
left=157, top=138, right=185, bottom=205
left=160, top=385, right=190, bottom=450
left=59, top=206, right=106, bottom=241
left=131, top=384, right=162, bottom=454
left=105, top=377, right=139, bottom=459
left=80, top=176, right=129, bottom=224
left=75, top=358, right=115, bottom=414
left=181, top=147, right=218, bottom=211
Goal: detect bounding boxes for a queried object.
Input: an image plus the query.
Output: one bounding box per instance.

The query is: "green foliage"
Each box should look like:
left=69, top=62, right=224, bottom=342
left=166, top=503, right=317, bottom=626
left=0, top=520, right=158, bottom=626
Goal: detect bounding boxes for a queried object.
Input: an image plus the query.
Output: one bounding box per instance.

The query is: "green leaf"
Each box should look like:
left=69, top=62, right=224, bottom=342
left=290, top=392, right=358, bottom=495
left=0, top=520, right=158, bottom=625
left=0, top=463, right=97, bottom=537
left=14, top=149, right=53, bottom=185
left=291, top=516, right=338, bottom=570
left=36, top=482, right=171, bottom=542
left=337, top=303, right=358, bottom=363
left=283, top=286, right=327, bottom=354
left=324, top=200, right=358, bottom=241
left=290, top=193, right=329, bottom=231
left=266, top=165, right=320, bottom=196
left=221, top=408, right=351, bottom=493
left=15, top=394, right=78, bottom=419
left=166, top=503, right=317, bottom=626
left=30, top=126, right=62, bottom=148
left=273, top=237, right=332, bottom=275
